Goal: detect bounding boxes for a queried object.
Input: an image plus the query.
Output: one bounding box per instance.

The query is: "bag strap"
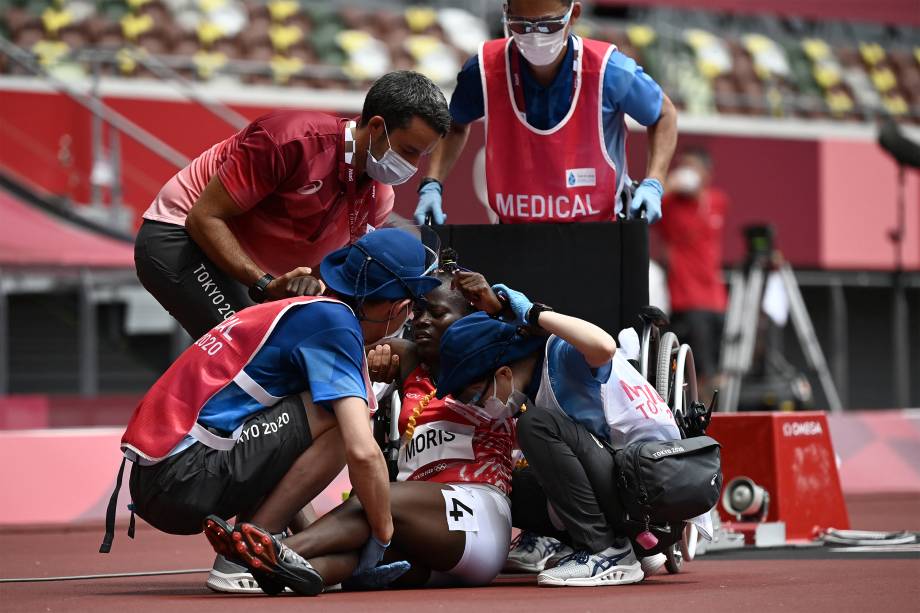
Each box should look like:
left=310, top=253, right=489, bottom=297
left=99, top=457, right=127, bottom=553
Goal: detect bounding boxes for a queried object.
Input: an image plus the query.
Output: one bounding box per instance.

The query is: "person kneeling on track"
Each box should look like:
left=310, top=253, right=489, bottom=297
left=436, top=285, right=683, bottom=587
left=205, top=306, right=544, bottom=591
left=101, top=229, right=441, bottom=596
left=369, top=261, right=567, bottom=577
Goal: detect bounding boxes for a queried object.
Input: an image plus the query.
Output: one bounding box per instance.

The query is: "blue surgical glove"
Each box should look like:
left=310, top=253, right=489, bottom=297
left=629, top=178, right=664, bottom=223
left=354, top=535, right=389, bottom=575
left=342, top=560, right=411, bottom=591
left=414, top=182, right=446, bottom=225
left=491, top=283, right=534, bottom=327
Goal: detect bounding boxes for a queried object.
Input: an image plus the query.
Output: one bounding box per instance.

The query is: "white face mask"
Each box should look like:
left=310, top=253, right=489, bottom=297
left=481, top=373, right=528, bottom=419
left=670, top=167, right=703, bottom=195
left=366, top=121, right=418, bottom=186
left=512, top=29, right=569, bottom=66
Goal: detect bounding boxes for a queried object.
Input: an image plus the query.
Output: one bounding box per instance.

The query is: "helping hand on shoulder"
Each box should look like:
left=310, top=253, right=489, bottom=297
left=265, top=267, right=326, bottom=301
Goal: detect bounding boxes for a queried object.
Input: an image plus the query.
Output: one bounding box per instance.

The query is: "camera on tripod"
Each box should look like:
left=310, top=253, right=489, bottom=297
left=720, top=225, right=842, bottom=413
left=743, top=225, right=774, bottom=264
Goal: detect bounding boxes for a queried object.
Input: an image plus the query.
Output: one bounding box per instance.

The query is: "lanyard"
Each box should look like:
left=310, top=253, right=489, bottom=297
left=341, top=119, right=376, bottom=242
left=508, top=36, right=581, bottom=123
left=312, top=119, right=376, bottom=243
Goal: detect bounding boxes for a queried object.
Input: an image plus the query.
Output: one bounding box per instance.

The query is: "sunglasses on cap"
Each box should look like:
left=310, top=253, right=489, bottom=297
left=503, top=4, right=573, bottom=35
left=350, top=241, right=427, bottom=322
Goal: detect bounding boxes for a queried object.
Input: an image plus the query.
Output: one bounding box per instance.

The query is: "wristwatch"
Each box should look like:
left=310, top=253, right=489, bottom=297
left=527, top=303, right=554, bottom=329
left=417, top=177, right=443, bottom=192
left=248, top=273, right=274, bottom=303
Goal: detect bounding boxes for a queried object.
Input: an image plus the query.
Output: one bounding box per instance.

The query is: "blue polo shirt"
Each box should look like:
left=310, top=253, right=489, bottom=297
left=450, top=36, right=663, bottom=194
left=197, top=301, right=368, bottom=432
left=544, top=335, right=613, bottom=441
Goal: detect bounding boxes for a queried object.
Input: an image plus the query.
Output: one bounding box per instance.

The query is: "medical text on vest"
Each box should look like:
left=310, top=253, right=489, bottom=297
left=494, top=193, right=601, bottom=219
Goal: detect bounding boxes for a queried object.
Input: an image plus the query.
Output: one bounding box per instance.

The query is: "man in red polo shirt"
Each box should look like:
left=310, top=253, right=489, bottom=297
left=135, top=70, right=450, bottom=339
left=655, top=147, right=728, bottom=393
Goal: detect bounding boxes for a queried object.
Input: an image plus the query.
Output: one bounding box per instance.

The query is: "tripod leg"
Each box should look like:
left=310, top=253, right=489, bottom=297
left=719, top=270, right=747, bottom=412
left=719, top=271, right=745, bottom=370
left=779, top=264, right=844, bottom=413
left=727, top=265, right=765, bottom=412
left=720, top=263, right=765, bottom=412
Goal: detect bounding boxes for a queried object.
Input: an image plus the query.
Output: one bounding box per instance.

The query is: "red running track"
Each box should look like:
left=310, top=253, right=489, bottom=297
left=2, top=495, right=918, bottom=613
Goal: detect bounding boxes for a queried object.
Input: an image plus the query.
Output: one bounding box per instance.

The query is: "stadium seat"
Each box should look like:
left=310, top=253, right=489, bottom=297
left=0, top=0, right=914, bottom=123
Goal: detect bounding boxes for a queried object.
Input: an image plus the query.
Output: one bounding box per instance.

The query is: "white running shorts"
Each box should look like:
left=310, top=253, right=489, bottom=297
left=428, top=483, right=512, bottom=586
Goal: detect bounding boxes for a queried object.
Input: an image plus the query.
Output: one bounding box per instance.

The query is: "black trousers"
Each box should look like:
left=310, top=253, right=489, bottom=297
left=670, top=309, right=725, bottom=378
left=134, top=219, right=254, bottom=339
left=513, top=404, right=623, bottom=553
left=129, top=396, right=312, bottom=535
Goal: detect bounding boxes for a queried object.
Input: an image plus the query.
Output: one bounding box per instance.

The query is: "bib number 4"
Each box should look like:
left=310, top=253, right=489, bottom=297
left=441, top=488, right=479, bottom=532
left=450, top=498, right=473, bottom=522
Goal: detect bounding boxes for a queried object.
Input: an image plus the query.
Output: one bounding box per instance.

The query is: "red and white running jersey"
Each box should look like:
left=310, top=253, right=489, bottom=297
left=397, top=365, right=513, bottom=495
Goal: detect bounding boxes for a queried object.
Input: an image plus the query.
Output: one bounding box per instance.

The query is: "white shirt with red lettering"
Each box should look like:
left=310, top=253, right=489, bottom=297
left=535, top=335, right=712, bottom=539
left=535, top=335, right=680, bottom=448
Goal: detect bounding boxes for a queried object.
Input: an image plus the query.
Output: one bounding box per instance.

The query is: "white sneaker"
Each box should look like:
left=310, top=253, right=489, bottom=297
left=640, top=553, right=667, bottom=576
left=205, top=554, right=262, bottom=594
left=544, top=544, right=575, bottom=569
left=504, top=532, right=565, bottom=573
left=537, top=542, right=644, bottom=587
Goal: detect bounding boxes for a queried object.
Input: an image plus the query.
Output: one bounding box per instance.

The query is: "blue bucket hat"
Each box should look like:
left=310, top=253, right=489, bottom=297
left=435, top=312, right=547, bottom=399
left=321, top=228, right=442, bottom=301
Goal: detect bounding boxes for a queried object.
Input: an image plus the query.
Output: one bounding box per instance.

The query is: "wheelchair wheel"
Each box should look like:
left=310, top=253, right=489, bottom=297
left=680, top=523, right=699, bottom=562
left=655, top=332, right=680, bottom=403
left=672, top=344, right=699, bottom=425
left=665, top=543, right=683, bottom=574
left=639, top=322, right=661, bottom=382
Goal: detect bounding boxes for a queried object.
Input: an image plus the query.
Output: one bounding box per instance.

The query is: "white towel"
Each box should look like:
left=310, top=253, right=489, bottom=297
left=617, top=327, right=641, bottom=362
left=689, top=508, right=715, bottom=541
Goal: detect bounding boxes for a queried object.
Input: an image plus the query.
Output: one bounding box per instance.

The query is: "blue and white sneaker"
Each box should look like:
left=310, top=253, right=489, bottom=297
left=504, top=531, right=565, bottom=573
left=545, top=543, right=575, bottom=570
left=537, top=542, right=644, bottom=587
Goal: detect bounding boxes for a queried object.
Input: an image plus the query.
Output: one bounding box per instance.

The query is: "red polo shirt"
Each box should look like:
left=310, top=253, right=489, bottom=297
left=143, top=110, right=394, bottom=276
left=655, top=187, right=728, bottom=313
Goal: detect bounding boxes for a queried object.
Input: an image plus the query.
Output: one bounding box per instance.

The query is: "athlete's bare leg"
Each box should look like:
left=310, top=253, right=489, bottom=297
left=286, top=481, right=467, bottom=586
left=248, top=398, right=345, bottom=533
left=288, top=503, right=319, bottom=534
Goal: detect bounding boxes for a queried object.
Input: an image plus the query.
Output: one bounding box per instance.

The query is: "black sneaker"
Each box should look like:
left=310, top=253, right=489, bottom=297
left=234, top=522, right=324, bottom=596
left=202, top=515, right=285, bottom=596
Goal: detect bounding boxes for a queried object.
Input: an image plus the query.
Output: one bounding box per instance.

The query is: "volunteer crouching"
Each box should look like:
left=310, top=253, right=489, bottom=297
left=100, top=228, right=440, bottom=596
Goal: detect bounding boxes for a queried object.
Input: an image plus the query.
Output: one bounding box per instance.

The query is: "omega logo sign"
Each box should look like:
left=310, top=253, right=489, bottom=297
left=782, top=421, right=824, bottom=437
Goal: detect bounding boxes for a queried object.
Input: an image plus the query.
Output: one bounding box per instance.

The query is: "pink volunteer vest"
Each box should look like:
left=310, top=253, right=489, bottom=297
left=481, top=36, right=619, bottom=223
left=121, top=296, right=375, bottom=462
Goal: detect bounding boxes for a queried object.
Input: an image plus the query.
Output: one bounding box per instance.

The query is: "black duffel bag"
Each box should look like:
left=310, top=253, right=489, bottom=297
left=614, top=436, right=722, bottom=526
